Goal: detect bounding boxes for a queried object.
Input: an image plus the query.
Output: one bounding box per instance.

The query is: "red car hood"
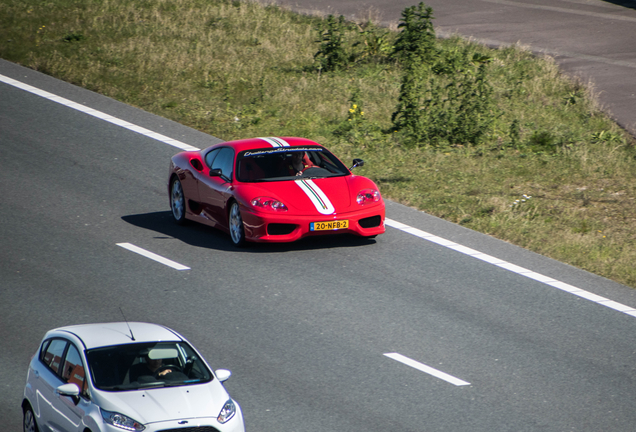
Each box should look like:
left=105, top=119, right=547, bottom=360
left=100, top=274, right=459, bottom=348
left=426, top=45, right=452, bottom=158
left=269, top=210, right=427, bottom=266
left=241, top=176, right=354, bottom=216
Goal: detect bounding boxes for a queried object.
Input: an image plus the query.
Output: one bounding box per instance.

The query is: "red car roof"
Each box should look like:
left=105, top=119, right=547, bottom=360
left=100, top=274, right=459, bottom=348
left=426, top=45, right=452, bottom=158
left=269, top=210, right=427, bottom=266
left=212, top=137, right=325, bottom=153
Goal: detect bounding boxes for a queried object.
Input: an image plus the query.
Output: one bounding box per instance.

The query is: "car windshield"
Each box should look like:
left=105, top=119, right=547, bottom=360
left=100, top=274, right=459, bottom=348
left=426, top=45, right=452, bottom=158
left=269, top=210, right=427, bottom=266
left=86, top=341, right=213, bottom=391
left=236, top=146, right=349, bottom=182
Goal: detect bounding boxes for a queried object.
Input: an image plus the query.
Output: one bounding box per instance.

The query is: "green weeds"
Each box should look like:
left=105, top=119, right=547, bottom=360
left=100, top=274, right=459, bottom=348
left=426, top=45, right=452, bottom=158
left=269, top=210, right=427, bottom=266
left=314, top=15, right=349, bottom=72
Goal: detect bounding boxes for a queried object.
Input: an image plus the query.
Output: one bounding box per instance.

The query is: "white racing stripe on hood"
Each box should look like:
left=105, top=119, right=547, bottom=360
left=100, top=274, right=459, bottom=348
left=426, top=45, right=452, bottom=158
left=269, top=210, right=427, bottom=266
left=258, top=137, right=290, bottom=147
left=295, top=179, right=335, bottom=215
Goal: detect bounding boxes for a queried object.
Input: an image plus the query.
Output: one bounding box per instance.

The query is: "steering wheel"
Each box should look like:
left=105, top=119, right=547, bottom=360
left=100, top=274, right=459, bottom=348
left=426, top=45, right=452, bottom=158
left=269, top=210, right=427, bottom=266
left=153, top=364, right=182, bottom=378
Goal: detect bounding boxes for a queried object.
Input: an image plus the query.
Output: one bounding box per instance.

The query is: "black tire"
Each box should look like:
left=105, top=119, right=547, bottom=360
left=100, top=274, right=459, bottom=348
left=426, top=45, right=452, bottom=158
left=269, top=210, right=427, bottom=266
left=23, top=406, right=38, bottom=432
left=170, top=177, right=187, bottom=225
left=229, top=202, right=246, bottom=247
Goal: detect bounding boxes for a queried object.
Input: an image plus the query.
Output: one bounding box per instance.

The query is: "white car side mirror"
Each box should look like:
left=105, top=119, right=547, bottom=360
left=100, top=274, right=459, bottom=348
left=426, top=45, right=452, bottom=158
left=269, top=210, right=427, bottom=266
left=56, top=383, right=80, bottom=397
left=215, top=369, right=232, bottom=383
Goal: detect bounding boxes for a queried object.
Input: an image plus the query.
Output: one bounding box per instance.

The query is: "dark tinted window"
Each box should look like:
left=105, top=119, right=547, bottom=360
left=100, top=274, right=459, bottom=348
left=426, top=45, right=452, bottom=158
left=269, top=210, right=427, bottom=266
left=236, top=146, right=349, bottom=182
left=86, top=341, right=213, bottom=391
left=211, top=147, right=235, bottom=179
left=62, top=344, right=86, bottom=391
left=204, top=148, right=220, bottom=168
left=42, top=339, right=68, bottom=375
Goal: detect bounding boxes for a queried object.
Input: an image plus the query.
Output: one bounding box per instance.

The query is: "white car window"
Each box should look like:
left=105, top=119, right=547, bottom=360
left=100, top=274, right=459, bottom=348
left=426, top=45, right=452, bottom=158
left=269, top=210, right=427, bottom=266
left=86, top=341, right=212, bottom=391
left=62, top=344, right=86, bottom=393
left=41, top=339, right=68, bottom=375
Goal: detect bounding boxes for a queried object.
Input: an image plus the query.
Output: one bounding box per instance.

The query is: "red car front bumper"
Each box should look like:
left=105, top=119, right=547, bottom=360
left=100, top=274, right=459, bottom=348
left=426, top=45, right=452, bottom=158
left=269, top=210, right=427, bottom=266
left=241, top=205, right=385, bottom=243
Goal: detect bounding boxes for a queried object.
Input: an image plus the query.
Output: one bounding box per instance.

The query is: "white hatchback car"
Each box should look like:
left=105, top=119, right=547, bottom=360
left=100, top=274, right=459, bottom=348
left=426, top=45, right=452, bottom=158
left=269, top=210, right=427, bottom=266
left=22, top=322, right=245, bottom=432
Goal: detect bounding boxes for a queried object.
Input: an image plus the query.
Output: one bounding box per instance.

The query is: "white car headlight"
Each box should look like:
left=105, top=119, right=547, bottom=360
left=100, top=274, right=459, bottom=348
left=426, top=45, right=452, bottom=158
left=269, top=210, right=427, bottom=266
left=101, top=409, right=145, bottom=431
left=218, top=399, right=236, bottom=424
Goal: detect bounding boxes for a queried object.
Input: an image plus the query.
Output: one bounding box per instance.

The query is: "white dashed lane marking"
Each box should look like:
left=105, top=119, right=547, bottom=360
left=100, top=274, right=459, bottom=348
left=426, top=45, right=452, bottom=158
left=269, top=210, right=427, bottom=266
left=384, top=353, right=471, bottom=386
left=116, top=243, right=190, bottom=271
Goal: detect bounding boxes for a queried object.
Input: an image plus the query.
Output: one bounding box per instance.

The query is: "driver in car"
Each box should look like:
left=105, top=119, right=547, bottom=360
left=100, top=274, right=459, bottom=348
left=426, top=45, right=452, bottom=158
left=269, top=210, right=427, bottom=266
left=147, top=356, right=173, bottom=376
left=129, top=352, right=176, bottom=382
left=285, top=151, right=314, bottom=176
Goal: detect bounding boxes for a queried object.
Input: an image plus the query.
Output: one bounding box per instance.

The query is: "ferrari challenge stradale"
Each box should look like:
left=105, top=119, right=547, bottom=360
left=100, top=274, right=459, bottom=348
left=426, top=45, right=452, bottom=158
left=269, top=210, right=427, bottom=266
left=168, top=137, right=385, bottom=246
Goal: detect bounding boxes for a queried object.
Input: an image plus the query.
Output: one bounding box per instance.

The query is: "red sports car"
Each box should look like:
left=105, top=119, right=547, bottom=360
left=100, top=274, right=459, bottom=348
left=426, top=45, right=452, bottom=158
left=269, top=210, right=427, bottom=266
left=168, top=137, right=385, bottom=246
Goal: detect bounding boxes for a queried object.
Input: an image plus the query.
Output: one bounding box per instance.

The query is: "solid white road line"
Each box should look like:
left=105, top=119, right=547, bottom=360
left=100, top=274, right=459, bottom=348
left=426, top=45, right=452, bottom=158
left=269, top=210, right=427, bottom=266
left=384, top=353, right=471, bottom=386
left=0, top=73, right=200, bottom=152
left=385, top=218, right=636, bottom=318
left=4, top=74, right=635, bottom=318
left=116, top=243, right=190, bottom=270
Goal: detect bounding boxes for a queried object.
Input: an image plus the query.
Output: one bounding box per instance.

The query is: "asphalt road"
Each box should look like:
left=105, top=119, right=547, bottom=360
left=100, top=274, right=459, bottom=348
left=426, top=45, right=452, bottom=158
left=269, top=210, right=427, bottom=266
left=279, top=0, right=636, bottom=137
left=3, top=55, right=636, bottom=431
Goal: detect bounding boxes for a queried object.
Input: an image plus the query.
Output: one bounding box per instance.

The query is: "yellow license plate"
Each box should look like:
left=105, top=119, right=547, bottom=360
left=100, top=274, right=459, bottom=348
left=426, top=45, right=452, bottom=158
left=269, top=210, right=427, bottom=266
left=310, top=220, right=349, bottom=231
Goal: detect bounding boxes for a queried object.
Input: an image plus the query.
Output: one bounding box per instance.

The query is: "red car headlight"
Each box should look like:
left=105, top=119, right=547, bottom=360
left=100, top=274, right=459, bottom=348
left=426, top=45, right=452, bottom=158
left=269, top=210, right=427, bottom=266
left=250, top=197, right=288, bottom=212
left=357, top=189, right=381, bottom=205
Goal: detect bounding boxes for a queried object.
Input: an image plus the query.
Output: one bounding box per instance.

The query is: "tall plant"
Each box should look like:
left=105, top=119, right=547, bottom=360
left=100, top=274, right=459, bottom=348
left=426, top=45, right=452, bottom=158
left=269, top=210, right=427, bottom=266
left=314, top=15, right=348, bottom=72
left=440, top=54, right=497, bottom=146
left=392, top=2, right=437, bottom=65
left=391, top=3, right=437, bottom=146
left=392, top=3, right=497, bottom=147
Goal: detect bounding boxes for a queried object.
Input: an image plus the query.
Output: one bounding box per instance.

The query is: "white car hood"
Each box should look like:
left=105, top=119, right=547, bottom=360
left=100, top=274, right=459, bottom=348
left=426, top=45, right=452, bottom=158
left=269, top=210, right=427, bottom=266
left=95, top=382, right=229, bottom=424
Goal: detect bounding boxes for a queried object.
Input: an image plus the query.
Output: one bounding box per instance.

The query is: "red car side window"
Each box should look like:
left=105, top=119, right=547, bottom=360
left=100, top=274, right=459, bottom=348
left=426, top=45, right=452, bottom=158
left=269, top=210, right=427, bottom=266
left=204, top=149, right=220, bottom=168
left=211, top=148, right=235, bottom=179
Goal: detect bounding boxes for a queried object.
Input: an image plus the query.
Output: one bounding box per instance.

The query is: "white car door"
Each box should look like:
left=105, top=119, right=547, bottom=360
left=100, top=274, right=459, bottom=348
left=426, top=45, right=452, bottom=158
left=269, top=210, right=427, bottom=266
left=37, top=338, right=69, bottom=432
left=56, top=343, right=90, bottom=432
left=37, top=339, right=86, bottom=432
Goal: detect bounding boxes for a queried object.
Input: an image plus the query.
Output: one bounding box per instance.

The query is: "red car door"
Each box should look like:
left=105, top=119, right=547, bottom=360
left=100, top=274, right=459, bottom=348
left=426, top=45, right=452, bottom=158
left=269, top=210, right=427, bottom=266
left=197, top=147, right=235, bottom=228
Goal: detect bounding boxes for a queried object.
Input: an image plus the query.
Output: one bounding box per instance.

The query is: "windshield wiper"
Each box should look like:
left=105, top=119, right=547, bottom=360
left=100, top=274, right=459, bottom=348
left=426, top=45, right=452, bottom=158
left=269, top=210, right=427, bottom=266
left=163, top=381, right=193, bottom=387
left=136, top=381, right=167, bottom=389
left=101, top=382, right=165, bottom=391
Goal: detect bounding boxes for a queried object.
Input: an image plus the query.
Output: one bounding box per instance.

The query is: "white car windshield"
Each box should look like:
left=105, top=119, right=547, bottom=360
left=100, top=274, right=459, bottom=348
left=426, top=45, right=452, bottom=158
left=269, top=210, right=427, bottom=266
left=86, top=341, right=212, bottom=391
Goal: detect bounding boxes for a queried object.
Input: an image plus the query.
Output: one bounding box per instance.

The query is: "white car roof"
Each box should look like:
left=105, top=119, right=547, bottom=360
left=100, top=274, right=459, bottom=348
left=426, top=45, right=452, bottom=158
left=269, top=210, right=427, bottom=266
left=51, top=322, right=183, bottom=349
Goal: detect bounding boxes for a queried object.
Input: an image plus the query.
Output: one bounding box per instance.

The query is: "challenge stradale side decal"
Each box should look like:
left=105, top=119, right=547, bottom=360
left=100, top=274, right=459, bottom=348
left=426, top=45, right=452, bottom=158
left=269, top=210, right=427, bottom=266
left=295, top=179, right=335, bottom=215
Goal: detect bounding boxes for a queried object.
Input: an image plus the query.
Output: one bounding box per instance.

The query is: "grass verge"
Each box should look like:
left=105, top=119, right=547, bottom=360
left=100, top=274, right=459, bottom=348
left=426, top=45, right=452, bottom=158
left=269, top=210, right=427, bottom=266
left=2, top=0, right=635, bottom=287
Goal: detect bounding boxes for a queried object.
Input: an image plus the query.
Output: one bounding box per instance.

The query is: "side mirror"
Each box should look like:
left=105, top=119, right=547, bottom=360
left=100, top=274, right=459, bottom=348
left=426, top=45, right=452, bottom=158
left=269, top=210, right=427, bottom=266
left=56, top=383, right=80, bottom=397
left=349, top=158, right=365, bottom=170
left=210, top=169, right=231, bottom=183
left=56, top=383, right=80, bottom=404
left=215, top=369, right=232, bottom=383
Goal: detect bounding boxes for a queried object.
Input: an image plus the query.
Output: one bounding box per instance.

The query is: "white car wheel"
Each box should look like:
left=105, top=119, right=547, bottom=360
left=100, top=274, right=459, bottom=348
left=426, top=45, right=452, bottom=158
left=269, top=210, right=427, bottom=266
left=23, top=407, right=38, bottom=432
